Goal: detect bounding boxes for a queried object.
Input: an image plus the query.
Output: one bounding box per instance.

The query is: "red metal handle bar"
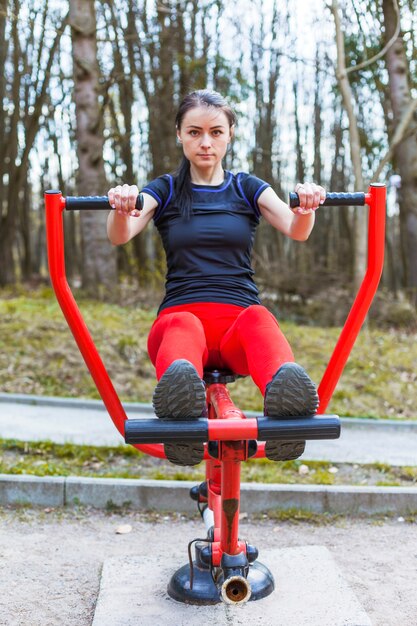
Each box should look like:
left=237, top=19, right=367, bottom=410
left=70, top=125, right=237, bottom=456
left=317, top=183, right=386, bottom=413
left=44, top=190, right=164, bottom=459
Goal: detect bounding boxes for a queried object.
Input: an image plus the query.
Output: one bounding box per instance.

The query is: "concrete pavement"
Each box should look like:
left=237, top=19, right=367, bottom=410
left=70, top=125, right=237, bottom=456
left=0, top=393, right=411, bottom=624
left=92, top=547, right=371, bottom=626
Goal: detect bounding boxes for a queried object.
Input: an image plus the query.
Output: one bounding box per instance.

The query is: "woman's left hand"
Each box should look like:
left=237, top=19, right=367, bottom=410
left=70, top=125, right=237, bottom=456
left=293, top=182, right=326, bottom=215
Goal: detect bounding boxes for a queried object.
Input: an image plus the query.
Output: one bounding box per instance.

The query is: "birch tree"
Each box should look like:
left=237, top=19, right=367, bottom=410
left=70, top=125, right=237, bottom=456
left=330, top=0, right=367, bottom=292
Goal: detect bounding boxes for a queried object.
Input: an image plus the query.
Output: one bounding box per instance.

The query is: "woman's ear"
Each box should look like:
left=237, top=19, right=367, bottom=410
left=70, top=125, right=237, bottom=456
left=228, top=124, right=235, bottom=142
left=176, top=129, right=182, bottom=143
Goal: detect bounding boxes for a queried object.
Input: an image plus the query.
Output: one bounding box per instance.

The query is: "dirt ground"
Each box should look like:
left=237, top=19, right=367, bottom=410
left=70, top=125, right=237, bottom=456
left=0, top=507, right=416, bottom=626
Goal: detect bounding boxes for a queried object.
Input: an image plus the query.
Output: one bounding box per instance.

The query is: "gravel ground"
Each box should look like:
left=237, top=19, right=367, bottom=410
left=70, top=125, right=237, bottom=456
left=0, top=507, right=416, bottom=626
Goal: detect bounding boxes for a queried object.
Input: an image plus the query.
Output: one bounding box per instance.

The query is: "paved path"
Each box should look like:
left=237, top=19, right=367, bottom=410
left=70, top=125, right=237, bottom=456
left=92, top=547, right=371, bottom=626
left=0, top=393, right=416, bottom=465
left=1, top=394, right=415, bottom=625
left=6, top=511, right=416, bottom=626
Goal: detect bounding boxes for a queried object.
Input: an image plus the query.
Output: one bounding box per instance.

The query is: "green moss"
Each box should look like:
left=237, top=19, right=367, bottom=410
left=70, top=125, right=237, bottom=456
left=0, top=439, right=145, bottom=478
left=257, top=508, right=341, bottom=525
left=2, top=434, right=417, bottom=496
left=397, top=467, right=417, bottom=482
left=369, top=462, right=392, bottom=473
left=2, top=438, right=415, bottom=488
left=105, top=499, right=132, bottom=513
left=376, top=481, right=402, bottom=487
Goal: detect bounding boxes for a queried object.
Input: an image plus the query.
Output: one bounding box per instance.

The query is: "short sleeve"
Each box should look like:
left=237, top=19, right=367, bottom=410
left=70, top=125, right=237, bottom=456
left=141, top=175, right=173, bottom=222
left=237, top=173, right=270, bottom=218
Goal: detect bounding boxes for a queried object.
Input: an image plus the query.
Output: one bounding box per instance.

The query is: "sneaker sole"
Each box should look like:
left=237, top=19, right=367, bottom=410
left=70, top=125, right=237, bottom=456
left=164, top=442, right=205, bottom=467
left=264, top=363, right=318, bottom=462
left=265, top=440, right=306, bottom=462
left=152, top=360, right=206, bottom=466
left=264, top=363, right=319, bottom=418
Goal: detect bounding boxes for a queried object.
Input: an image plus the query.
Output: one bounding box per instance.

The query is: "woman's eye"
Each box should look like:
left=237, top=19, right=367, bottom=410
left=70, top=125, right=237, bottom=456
left=190, top=130, right=199, bottom=136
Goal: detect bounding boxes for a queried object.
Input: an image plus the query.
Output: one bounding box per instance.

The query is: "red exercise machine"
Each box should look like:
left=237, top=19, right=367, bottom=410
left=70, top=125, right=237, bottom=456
left=45, top=184, right=386, bottom=604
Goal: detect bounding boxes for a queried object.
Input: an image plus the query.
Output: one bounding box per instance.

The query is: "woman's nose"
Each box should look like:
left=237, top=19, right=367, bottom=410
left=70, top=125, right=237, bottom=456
left=200, top=133, right=211, bottom=148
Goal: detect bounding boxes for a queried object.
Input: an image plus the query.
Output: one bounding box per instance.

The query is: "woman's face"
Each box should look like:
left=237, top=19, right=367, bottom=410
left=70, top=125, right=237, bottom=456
left=177, top=106, right=233, bottom=169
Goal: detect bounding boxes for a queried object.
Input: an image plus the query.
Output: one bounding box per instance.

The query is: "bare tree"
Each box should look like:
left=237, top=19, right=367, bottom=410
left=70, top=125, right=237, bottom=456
left=382, top=0, right=417, bottom=304
left=0, top=1, right=67, bottom=286
left=313, top=50, right=323, bottom=187
left=69, top=0, right=117, bottom=296
left=330, top=0, right=367, bottom=293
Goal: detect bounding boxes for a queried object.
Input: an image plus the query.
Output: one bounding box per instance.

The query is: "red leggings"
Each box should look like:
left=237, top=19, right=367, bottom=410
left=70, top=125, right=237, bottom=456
left=147, top=303, right=294, bottom=395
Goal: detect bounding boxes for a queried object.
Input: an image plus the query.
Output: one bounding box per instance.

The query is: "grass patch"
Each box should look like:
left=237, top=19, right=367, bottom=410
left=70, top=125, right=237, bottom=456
left=0, top=288, right=416, bottom=418
left=1, top=438, right=417, bottom=486
left=254, top=509, right=417, bottom=525
left=255, top=508, right=343, bottom=525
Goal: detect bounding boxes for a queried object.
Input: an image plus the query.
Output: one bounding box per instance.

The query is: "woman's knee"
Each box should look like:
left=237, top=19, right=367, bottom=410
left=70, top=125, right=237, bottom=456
left=236, top=305, right=279, bottom=328
left=147, top=312, right=205, bottom=362
left=162, top=311, right=205, bottom=332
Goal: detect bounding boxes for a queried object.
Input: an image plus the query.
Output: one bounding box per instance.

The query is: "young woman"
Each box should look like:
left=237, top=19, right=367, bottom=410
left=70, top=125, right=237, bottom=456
left=107, top=89, right=325, bottom=467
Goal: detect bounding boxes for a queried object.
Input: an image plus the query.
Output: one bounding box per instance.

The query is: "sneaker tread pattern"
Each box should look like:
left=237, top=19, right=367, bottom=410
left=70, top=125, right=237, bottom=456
left=152, top=360, right=206, bottom=466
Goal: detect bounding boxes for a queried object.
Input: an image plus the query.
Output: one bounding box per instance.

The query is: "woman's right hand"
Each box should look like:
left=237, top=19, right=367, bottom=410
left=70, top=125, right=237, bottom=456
left=108, top=184, right=141, bottom=217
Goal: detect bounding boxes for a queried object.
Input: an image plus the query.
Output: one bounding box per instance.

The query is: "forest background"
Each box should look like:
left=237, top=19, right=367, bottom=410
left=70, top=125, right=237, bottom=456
left=0, top=0, right=416, bottom=327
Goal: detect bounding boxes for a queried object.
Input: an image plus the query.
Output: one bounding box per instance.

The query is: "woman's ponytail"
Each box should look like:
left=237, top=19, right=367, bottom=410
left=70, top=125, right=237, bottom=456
left=173, top=156, right=193, bottom=220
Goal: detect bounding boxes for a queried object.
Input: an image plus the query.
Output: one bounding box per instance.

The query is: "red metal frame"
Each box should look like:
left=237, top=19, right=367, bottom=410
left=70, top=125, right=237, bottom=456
left=317, top=184, right=386, bottom=412
left=206, top=383, right=249, bottom=561
left=44, top=191, right=163, bottom=458
left=45, top=184, right=386, bottom=447
left=45, top=183, right=386, bottom=566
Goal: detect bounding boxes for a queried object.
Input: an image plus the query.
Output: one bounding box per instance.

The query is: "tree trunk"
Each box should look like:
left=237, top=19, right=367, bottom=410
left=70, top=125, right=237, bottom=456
left=0, top=2, right=67, bottom=286
left=313, top=51, right=322, bottom=186
left=19, top=179, right=33, bottom=281
left=331, top=0, right=367, bottom=293
left=250, top=1, right=286, bottom=286
left=293, top=80, right=306, bottom=183
left=0, top=0, right=9, bottom=222
left=69, top=0, right=116, bottom=296
left=0, top=1, right=19, bottom=285
left=382, top=0, right=417, bottom=305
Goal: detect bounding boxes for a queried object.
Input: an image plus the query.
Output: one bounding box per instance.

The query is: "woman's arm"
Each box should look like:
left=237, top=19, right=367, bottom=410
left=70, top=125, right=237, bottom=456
left=258, top=182, right=326, bottom=241
left=107, top=185, right=158, bottom=245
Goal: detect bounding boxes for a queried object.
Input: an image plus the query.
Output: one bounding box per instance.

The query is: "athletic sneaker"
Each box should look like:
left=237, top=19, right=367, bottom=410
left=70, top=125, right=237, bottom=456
left=263, top=362, right=319, bottom=461
left=152, top=359, right=206, bottom=466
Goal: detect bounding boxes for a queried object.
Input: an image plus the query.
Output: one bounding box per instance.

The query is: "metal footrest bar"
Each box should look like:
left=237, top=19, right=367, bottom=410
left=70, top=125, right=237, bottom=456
left=124, top=414, right=340, bottom=445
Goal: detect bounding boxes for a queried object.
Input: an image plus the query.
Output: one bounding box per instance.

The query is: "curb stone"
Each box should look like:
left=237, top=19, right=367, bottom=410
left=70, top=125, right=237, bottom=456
left=1, top=474, right=417, bottom=516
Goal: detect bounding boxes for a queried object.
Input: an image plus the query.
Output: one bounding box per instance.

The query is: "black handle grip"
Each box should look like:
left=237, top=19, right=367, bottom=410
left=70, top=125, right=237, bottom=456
left=257, top=415, right=340, bottom=441
left=125, top=418, right=209, bottom=444
left=289, top=191, right=366, bottom=208
left=65, top=194, right=144, bottom=211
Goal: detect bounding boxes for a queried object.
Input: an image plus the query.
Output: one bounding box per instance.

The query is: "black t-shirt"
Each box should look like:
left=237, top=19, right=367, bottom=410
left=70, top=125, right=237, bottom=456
left=141, top=170, right=270, bottom=312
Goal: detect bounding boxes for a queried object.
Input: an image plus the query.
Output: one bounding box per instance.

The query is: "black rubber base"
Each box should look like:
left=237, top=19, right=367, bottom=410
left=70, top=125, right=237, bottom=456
left=167, top=560, right=274, bottom=605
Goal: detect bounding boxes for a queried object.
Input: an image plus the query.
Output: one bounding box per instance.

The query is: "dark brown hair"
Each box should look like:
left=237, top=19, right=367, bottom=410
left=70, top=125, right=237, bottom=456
left=174, top=90, right=237, bottom=219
